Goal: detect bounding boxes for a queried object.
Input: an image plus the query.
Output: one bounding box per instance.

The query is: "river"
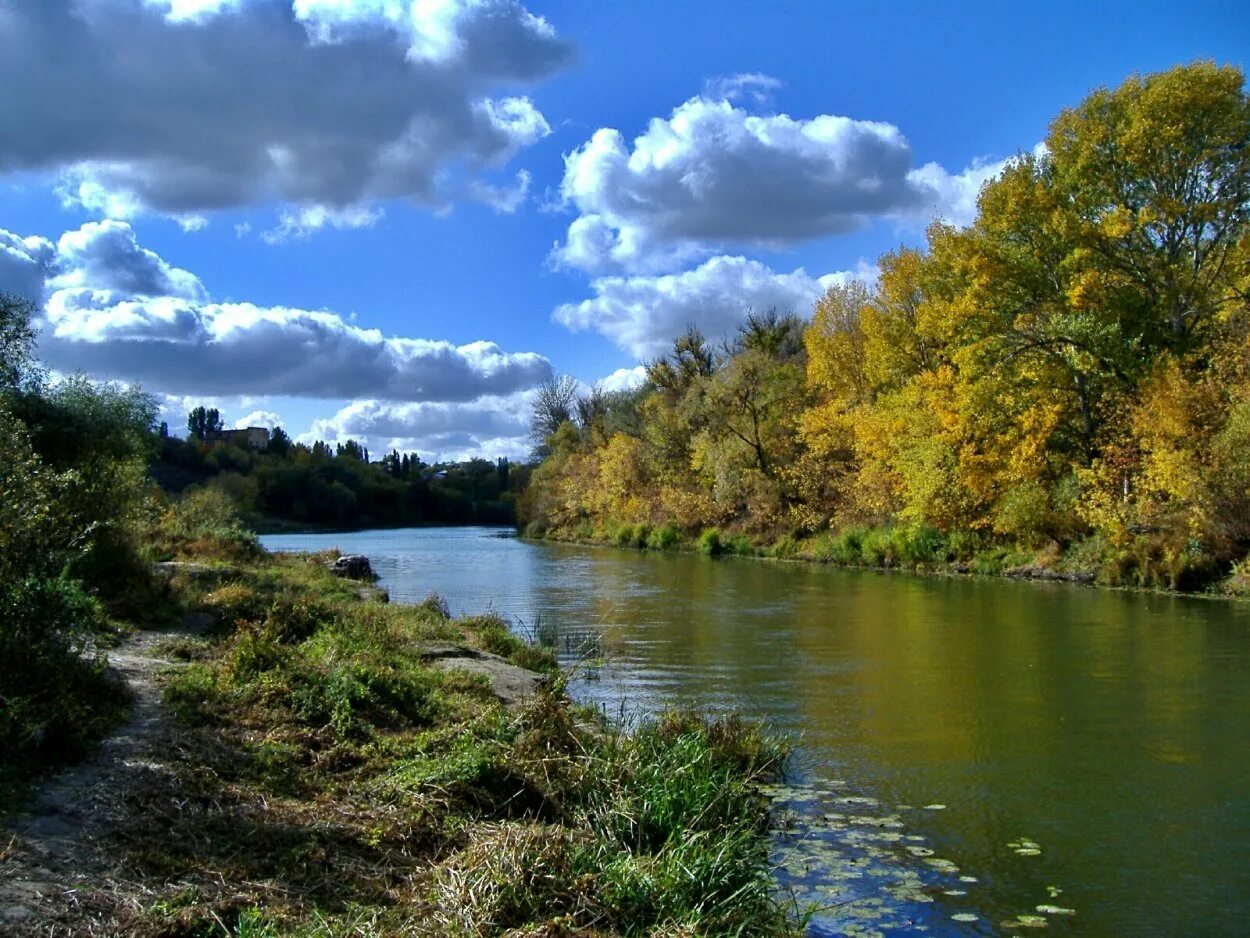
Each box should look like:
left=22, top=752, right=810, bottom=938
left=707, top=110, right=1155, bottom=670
left=261, top=526, right=1250, bottom=935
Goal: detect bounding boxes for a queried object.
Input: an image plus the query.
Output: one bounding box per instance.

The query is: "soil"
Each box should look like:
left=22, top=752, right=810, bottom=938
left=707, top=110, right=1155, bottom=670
left=0, top=613, right=210, bottom=933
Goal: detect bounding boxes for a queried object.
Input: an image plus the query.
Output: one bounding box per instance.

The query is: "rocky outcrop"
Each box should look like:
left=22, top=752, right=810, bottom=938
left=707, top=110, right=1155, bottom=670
left=326, top=554, right=374, bottom=581
left=421, top=645, right=546, bottom=709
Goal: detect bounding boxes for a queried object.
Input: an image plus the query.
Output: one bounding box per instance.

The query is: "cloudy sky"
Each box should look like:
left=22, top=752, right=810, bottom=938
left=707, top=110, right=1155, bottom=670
left=1, top=0, right=1244, bottom=460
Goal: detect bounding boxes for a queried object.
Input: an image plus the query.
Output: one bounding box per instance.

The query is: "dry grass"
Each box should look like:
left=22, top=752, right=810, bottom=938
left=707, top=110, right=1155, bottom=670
left=3, top=546, right=794, bottom=937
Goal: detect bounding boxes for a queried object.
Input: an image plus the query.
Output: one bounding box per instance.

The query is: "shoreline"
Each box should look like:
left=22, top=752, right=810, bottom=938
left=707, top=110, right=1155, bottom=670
left=521, top=528, right=1249, bottom=603
left=1, top=539, right=796, bottom=935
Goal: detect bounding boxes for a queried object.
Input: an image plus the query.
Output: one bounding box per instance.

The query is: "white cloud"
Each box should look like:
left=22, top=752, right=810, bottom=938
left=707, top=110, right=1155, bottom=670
left=1, top=0, right=570, bottom=227
left=235, top=409, right=283, bottom=430
left=467, top=169, right=532, bottom=213
left=553, top=254, right=869, bottom=360
left=703, top=73, right=782, bottom=106
left=598, top=365, right=647, bottom=393
left=48, top=220, right=207, bottom=301
left=551, top=91, right=1009, bottom=274
left=0, top=229, right=54, bottom=303
left=262, top=203, right=386, bottom=243
left=304, top=393, right=534, bottom=461
left=905, top=156, right=1010, bottom=229
left=41, top=297, right=553, bottom=400
left=0, top=220, right=553, bottom=402
left=143, top=0, right=243, bottom=22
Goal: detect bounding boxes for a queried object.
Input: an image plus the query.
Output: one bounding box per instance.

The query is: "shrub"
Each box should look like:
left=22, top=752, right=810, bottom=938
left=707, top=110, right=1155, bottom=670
left=0, top=575, right=130, bottom=807
left=829, top=526, right=868, bottom=564
left=611, top=523, right=635, bottom=547
left=697, top=528, right=723, bottom=556
left=646, top=523, right=680, bottom=550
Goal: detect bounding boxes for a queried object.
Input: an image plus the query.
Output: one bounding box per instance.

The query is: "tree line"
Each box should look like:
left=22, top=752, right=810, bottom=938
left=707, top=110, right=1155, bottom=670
left=521, top=62, right=1250, bottom=592
left=155, top=414, right=526, bottom=530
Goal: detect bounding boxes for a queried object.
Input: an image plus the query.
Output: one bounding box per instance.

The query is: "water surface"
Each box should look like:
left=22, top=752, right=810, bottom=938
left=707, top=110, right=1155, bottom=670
left=263, top=526, right=1250, bottom=935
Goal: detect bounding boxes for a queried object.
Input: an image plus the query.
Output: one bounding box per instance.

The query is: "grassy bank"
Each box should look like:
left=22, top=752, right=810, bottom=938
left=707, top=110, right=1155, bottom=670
left=524, top=518, right=1250, bottom=598
left=6, top=501, right=796, bottom=936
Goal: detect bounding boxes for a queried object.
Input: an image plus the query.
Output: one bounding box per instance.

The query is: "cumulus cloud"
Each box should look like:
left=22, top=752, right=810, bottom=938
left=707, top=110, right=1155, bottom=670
left=0, top=220, right=552, bottom=402
left=41, top=298, right=552, bottom=400
left=48, top=220, right=207, bottom=302
left=235, top=409, right=283, bottom=429
left=551, top=89, right=1007, bottom=274
left=0, top=229, right=54, bottom=303
left=598, top=365, right=647, bottom=393
left=553, top=254, right=869, bottom=360
left=0, top=0, right=571, bottom=228
left=305, top=394, right=534, bottom=460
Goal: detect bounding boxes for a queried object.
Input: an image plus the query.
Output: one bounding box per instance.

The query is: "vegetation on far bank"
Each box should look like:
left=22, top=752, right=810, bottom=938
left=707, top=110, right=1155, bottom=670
left=153, top=411, right=529, bottom=531
left=520, top=62, right=1250, bottom=597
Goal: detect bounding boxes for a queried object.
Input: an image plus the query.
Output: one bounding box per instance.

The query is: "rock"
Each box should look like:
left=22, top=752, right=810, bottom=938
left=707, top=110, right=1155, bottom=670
left=429, top=651, right=546, bottom=709
left=326, top=554, right=373, bottom=580
left=1004, top=564, right=1095, bottom=584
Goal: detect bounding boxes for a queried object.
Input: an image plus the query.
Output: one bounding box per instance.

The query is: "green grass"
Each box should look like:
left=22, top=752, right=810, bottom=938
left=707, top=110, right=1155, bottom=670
left=74, top=544, right=798, bottom=936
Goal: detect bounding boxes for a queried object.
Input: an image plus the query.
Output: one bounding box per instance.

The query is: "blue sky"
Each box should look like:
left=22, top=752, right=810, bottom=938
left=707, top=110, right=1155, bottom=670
left=0, top=0, right=1245, bottom=460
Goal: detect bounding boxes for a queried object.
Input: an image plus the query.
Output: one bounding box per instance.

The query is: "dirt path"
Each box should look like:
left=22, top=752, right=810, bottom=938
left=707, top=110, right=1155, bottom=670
left=0, top=616, right=207, bottom=932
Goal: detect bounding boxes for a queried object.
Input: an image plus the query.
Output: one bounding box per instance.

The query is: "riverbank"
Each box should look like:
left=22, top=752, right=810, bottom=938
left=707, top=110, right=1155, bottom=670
left=1, top=534, right=796, bottom=935
left=523, top=520, right=1250, bottom=599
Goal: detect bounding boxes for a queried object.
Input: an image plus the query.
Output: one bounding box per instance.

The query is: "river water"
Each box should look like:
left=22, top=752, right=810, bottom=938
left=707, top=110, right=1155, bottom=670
left=261, top=526, right=1250, bottom=935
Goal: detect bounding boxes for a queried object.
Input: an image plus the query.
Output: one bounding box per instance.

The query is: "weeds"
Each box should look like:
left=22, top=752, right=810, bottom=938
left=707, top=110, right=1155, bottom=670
left=92, top=547, right=797, bottom=936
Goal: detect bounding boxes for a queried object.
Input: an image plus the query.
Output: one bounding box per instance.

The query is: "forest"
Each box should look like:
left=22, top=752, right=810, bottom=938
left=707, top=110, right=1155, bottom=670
left=154, top=409, right=527, bottom=530
left=521, top=62, right=1250, bottom=593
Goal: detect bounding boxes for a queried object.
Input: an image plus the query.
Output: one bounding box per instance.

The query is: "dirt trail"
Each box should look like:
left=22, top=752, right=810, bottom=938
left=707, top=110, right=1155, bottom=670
left=0, top=616, right=206, bottom=932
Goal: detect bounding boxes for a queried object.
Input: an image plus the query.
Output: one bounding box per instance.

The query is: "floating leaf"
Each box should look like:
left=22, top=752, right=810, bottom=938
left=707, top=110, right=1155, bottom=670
left=1036, top=905, right=1076, bottom=915
left=923, top=803, right=947, bottom=810
left=951, top=913, right=979, bottom=923
left=1003, top=914, right=1049, bottom=928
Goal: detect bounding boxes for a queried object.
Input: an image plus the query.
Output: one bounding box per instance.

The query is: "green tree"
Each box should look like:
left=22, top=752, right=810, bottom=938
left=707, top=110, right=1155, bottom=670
left=187, top=405, right=223, bottom=440
left=268, top=425, right=291, bottom=456
left=0, top=292, right=38, bottom=391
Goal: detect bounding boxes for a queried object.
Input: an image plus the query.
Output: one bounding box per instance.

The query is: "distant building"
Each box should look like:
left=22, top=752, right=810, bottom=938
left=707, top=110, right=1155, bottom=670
left=204, top=426, right=270, bottom=450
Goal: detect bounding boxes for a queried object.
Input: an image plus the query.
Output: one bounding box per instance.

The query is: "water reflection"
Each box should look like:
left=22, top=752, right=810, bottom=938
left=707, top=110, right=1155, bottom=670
left=263, top=528, right=1250, bottom=935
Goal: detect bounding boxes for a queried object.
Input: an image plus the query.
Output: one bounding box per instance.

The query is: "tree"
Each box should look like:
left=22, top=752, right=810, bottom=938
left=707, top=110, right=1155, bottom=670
left=1047, top=61, right=1250, bottom=348
left=806, top=281, right=873, bottom=407
left=268, top=425, right=291, bottom=456
left=646, top=327, right=717, bottom=393
left=336, top=439, right=366, bottom=461
left=530, top=374, right=580, bottom=453
left=736, top=308, right=806, bottom=361
left=0, top=292, right=38, bottom=391
left=187, top=406, right=223, bottom=440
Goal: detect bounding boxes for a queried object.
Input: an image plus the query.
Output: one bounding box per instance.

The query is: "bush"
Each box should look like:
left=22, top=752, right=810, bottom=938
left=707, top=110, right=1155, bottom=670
left=697, top=528, right=723, bottom=556
left=611, top=523, right=636, bottom=547
left=151, top=487, right=260, bottom=562
left=0, top=575, right=130, bottom=807
left=770, top=534, right=799, bottom=559
left=829, top=526, right=868, bottom=564
left=646, top=523, right=680, bottom=550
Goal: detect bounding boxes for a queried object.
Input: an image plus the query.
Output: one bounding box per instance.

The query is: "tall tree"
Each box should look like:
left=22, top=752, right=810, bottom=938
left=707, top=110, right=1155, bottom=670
left=187, top=406, right=223, bottom=440
left=530, top=374, right=580, bottom=453
left=1048, top=61, right=1250, bottom=349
